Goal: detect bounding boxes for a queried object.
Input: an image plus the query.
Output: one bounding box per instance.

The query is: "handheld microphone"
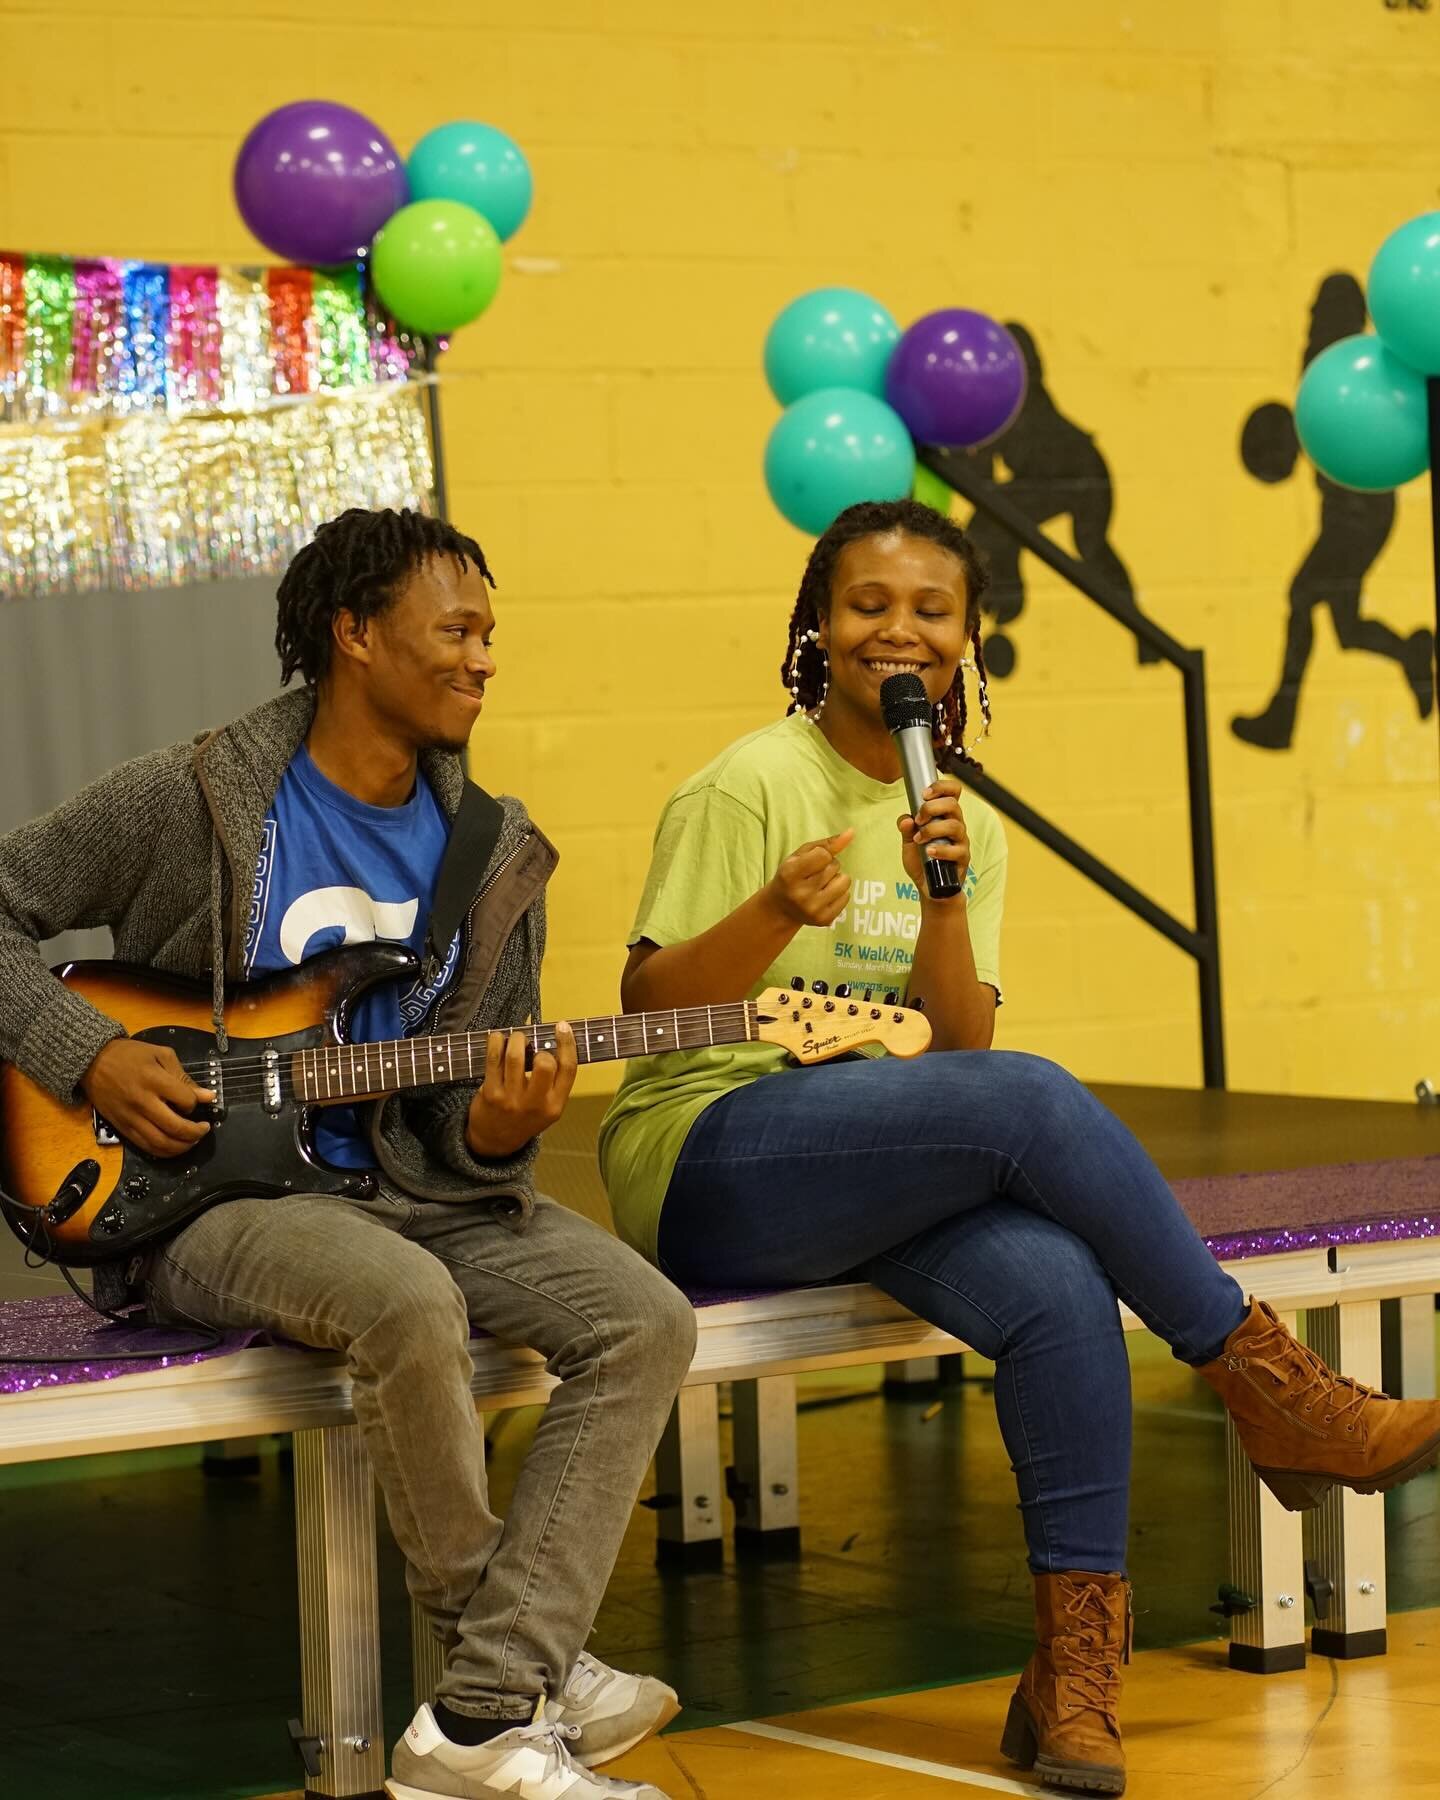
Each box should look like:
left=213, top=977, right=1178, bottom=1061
left=879, top=672, right=963, bottom=901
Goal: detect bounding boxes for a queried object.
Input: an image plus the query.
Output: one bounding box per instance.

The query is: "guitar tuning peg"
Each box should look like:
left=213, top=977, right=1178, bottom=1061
left=812, top=980, right=828, bottom=995
left=789, top=975, right=805, bottom=991
left=834, top=983, right=851, bottom=998
left=883, top=991, right=898, bottom=1005
left=911, top=996, right=925, bottom=1012
left=862, top=988, right=874, bottom=1002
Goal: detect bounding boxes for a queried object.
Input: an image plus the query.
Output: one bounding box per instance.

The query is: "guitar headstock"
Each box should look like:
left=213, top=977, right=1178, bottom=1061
left=754, top=979, right=931, bottom=1063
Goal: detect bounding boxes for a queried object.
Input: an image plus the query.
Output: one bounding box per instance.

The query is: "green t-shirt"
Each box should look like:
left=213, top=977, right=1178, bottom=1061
left=598, top=713, right=1007, bottom=1260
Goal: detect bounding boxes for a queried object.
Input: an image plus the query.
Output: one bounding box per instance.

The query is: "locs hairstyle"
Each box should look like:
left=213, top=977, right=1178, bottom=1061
left=275, top=507, right=496, bottom=687
left=780, top=499, right=992, bottom=761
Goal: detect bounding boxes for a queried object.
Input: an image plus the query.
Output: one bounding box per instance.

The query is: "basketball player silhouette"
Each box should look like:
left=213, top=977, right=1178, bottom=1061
left=942, top=322, right=1159, bottom=678
left=1231, top=272, right=1435, bottom=750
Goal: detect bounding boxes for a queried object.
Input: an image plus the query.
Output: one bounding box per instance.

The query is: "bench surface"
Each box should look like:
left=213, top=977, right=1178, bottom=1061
left=2, top=1083, right=1435, bottom=1465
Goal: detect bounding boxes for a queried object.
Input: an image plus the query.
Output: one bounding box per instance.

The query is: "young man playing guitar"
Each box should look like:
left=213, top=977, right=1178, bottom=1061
left=0, top=508, right=693, bottom=1800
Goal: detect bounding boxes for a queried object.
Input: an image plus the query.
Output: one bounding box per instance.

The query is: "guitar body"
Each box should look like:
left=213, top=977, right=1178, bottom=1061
left=0, top=944, right=414, bottom=1265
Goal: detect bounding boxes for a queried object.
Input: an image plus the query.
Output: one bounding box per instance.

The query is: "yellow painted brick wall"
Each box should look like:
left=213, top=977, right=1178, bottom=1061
left=3, top=0, right=1438, bottom=1100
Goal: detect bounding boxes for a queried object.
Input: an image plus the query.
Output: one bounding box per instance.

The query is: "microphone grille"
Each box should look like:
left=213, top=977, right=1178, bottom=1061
left=879, top=671, right=932, bottom=731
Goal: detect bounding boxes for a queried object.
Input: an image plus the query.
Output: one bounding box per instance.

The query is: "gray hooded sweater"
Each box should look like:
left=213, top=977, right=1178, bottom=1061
left=0, top=688, right=558, bottom=1297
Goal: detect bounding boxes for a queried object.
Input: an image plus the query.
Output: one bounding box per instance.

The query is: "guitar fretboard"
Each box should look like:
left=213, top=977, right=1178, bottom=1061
left=291, top=1001, right=760, bottom=1104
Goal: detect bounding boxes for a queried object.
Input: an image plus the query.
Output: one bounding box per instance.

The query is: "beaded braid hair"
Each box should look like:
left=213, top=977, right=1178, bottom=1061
left=780, top=498, right=993, bottom=766
left=275, top=507, right=496, bottom=687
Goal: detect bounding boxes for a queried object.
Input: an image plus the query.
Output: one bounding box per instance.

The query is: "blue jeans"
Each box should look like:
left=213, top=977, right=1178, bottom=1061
left=658, top=1050, right=1247, bottom=1575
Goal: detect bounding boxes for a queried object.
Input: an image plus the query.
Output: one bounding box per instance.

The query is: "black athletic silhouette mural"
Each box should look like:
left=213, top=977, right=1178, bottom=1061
left=1231, top=272, right=1436, bottom=751
left=935, top=322, right=1159, bottom=679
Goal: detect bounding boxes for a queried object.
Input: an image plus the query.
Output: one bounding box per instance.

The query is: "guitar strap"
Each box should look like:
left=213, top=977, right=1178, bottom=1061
left=423, top=780, right=506, bottom=980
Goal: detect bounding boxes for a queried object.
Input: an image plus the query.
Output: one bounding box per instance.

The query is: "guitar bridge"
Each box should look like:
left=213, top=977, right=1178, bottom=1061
left=92, top=1110, right=121, bottom=1148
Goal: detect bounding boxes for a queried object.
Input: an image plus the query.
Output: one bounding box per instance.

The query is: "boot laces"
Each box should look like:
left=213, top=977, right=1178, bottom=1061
left=1056, top=1582, right=1126, bottom=1721
left=1238, top=1318, right=1378, bottom=1429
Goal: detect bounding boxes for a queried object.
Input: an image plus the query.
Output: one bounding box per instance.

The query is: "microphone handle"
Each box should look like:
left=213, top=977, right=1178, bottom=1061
left=893, top=725, right=964, bottom=900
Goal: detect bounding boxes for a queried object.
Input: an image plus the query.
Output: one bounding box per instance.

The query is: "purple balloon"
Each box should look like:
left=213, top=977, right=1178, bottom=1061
left=234, top=100, right=409, bottom=265
left=885, top=309, right=1026, bottom=449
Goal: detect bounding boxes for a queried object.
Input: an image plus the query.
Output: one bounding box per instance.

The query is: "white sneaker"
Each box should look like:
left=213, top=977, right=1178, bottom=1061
left=386, top=1702, right=673, bottom=1800
left=545, top=1652, right=682, bottom=1768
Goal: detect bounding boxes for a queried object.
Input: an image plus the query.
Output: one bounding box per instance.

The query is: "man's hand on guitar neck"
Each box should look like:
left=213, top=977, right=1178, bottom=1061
left=82, top=1039, right=215, bottom=1158
left=464, top=1023, right=577, bottom=1160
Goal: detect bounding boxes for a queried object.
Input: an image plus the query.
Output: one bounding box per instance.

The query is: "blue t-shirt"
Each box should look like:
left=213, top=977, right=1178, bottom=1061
left=243, top=746, right=460, bottom=1168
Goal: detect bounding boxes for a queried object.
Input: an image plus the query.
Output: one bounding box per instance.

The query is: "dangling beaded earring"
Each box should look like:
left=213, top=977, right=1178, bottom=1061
left=786, top=627, right=829, bottom=723
left=968, top=629, right=992, bottom=752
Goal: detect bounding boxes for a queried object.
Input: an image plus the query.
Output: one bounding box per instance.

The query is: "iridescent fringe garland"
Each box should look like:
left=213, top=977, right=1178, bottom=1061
left=0, top=382, right=436, bottom=599
left=0, top=253, right=425, bottom=421
left=0, top=251, right=437, bottom=597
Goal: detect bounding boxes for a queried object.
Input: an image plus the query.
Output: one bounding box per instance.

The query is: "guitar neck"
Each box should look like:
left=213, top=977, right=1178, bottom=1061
left=293, top=1000, right=761, bottom=1104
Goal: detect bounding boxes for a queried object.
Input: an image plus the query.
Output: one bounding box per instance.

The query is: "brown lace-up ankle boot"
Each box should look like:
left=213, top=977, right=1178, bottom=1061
left=1001, top=1570, right=1131, bottom=1795
left=1198, top=1297, right=1440, bottom=1511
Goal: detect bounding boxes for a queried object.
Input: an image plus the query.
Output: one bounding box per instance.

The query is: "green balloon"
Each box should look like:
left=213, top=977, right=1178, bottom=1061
left=911, top=462, right=953, bottom=515
left=371, top=199, right=502, bottom=336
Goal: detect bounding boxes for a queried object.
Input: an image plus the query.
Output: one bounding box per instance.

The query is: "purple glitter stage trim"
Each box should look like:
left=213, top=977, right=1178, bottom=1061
left=1201, top=1212, right=1440, bottom=1264
left=0, top=1294, right=266, bottom=1395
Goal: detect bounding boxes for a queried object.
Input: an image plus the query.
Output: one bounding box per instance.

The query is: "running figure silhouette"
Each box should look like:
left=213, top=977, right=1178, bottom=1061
left=928, top=322, right=1159, bottom=679
left=1231, top=272, right=1435, bottom=751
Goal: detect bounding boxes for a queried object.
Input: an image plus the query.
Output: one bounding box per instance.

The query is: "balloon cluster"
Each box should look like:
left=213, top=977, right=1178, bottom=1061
left=762, top=288, right=1026, bottom=535
left=233, top=101, right=533, bottom=337
left=1295, top=212, right=1440, bottom=492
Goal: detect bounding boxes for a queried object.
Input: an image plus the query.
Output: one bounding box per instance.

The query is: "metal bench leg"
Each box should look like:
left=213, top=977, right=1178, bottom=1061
left=1225, top=1309, right=1307, bottom=1674
left=730, top=1375, right=800, bottom=1556
left=410, top=1411, right=486, bottom=1709
left=294, top=1424, right=386, bottom=1798
left=654, top=1386, right=723, bottom=1567
left=883, top=1355, right=941, bottom=1396
left=1304, top=1302, right=1388, bottom=1659
left=1382, top=1295, right=1436, bottom=1400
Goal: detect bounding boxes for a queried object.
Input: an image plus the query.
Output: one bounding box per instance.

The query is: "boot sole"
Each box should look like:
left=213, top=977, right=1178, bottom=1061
left=578, top=1693, right=682, bottom=1768
left=1256, top=1429, right=1440, bottom=1513
left=1001, top=1694, right=1126, bottom=1795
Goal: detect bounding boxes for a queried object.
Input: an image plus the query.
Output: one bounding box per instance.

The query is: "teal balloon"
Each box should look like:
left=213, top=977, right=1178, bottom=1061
left=407, top=121, right=533, bottom=243
left=1294, top=334, right=1429, bottom=492
left=764, top=388, right=916, bottom=534
left=1368, top=211, right=1440, bottom=375
left=764, top=288, right=900, bottom=406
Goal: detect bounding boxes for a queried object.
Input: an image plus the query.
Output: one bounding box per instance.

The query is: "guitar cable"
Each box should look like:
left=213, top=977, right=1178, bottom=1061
left=0, top=1183, right=222, bottom=1363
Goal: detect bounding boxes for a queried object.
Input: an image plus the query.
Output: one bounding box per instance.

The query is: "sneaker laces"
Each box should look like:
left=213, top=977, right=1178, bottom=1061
left=1234, top=1314, right=1379, bottom=1429
left=509, top=1714, right=586, bottom=1783
left=564, top=1652, right=610, bottom=1704
left=1055, top=1582, right=1127, bottom=1723
left=511, top=1711, right=651, bottom=1794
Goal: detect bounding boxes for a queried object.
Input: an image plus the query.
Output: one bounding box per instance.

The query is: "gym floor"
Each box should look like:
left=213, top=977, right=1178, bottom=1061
left=2, top=1326, right=1437, bottom=1799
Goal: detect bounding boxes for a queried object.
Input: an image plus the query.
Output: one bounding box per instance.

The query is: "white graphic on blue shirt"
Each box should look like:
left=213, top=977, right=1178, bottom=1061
left=279, top=888, right=420, bottom=966
left=244, top=746, right=460, bottom=1169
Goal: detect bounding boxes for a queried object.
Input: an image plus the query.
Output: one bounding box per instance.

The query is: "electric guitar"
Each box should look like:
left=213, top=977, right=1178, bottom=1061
left=0, top=945, right=930, bottom=1266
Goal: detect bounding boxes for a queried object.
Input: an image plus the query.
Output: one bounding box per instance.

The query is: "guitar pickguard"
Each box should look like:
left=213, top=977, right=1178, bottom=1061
left=77, top=1023, right=374, bottom=1262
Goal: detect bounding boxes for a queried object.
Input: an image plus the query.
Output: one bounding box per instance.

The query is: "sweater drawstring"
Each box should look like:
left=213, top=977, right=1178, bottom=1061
left=209, top=830, right=229, bottom=1052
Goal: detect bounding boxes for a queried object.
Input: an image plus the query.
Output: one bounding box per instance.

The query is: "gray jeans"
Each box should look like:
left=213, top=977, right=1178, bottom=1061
left=145, top=1186, right=696, bottom=1719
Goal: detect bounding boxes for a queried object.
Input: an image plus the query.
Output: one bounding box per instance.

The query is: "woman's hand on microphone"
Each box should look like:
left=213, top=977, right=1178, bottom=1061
left=899, top=776, right=971, bottom=897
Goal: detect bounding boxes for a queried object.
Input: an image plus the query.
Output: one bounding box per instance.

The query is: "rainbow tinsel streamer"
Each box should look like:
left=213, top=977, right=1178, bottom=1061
left=0, top=250, right=425, bottom=423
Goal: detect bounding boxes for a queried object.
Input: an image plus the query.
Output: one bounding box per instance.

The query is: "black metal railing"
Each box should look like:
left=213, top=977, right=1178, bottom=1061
left=920, top=447, right=1225, bottom=1089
